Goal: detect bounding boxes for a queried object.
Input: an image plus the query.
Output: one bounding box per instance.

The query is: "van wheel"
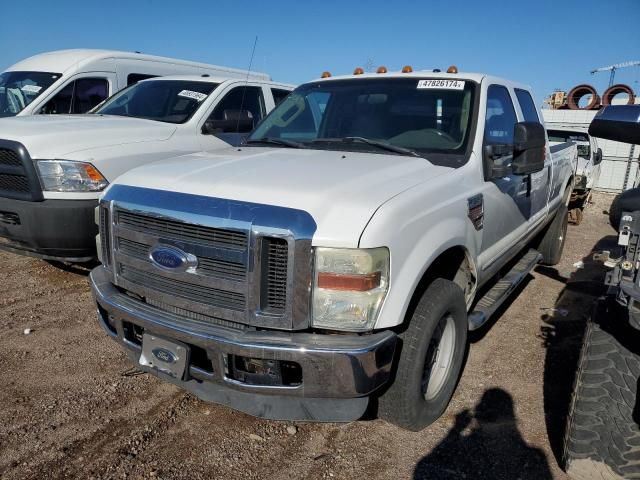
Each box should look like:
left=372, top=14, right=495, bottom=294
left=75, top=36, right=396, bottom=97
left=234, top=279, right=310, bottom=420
left=379, top=278, right=467, bottom=431
left=537, top=205, right=568, bottom=266
left=564, top=304, right=640, bottom=480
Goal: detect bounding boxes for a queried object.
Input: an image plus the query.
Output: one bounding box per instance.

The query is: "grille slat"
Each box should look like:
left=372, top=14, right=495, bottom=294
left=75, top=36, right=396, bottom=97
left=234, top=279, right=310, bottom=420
left=0, top=174, right=30, bottom=193
left=99, top=207, right=112, bottom=267
left=262, top=238, right=289, bottom=313
left=119, top=264, right=246, bottom=311
left=0, top=148, right=22, bottom=167
left=117, top=210, right=247, bottom=249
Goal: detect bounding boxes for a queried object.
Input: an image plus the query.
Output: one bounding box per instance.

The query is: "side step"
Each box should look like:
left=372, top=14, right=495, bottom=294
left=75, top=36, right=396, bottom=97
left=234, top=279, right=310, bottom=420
left=468, top=249, right=542, bottom=331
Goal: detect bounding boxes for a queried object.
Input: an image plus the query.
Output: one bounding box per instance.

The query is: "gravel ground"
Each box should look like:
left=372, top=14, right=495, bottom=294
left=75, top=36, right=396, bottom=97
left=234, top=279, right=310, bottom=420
left=0, top=192, right=619, bottom=480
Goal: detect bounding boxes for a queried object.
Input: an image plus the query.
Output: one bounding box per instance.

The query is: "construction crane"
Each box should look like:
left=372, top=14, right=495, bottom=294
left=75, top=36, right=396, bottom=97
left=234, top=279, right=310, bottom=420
left=591, top=60, right=640, bottom=86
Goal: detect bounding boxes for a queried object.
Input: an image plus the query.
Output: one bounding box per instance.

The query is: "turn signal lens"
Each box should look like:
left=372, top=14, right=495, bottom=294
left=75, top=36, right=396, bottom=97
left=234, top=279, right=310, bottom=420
left=353, top=67, right=365, bottom=75
left=36, top=160, right=108, bottom=192
left=317, top=271, right=381, bottom=291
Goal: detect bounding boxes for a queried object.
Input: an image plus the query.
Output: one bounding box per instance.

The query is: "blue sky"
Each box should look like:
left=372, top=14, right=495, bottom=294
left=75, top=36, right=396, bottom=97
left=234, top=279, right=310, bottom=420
left=1, top=0, right=639, bottom=104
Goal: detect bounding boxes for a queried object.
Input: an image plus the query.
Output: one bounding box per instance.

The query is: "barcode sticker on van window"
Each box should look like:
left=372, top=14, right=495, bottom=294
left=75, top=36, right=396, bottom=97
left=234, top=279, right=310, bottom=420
left=177, top=90, right=208, bottom=102
left=417, top=80, right=465, bottom=90
left=21, top=85, right=42, bottom=93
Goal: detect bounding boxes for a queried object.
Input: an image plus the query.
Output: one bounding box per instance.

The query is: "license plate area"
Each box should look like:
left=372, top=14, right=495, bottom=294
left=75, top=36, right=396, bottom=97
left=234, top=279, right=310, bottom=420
left=139, top=334, right=188, bottom=379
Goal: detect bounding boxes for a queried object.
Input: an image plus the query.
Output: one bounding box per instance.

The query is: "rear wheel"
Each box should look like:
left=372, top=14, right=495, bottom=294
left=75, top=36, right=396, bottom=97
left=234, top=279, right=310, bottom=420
left=379, top=278, right=467, bottom=431
left=564, top=302, right=640, bottom=479
left=537, top=204, right=569, bottom=266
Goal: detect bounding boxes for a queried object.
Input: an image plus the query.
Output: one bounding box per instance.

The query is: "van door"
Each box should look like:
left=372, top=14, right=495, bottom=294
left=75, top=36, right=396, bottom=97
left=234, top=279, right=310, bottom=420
left=478, top=84, right=533, bottom=271
left=34, top=73, right=116, bottom=115
left=199, top=83, right=267, bottom=148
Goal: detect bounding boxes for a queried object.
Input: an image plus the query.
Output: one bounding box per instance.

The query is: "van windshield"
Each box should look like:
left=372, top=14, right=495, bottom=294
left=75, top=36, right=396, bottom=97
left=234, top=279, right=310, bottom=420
left=248, top=78, right=477, bottom=165
left=96, top=80, right=218, bottom=124
left=0, top=71, right=61, bottom=117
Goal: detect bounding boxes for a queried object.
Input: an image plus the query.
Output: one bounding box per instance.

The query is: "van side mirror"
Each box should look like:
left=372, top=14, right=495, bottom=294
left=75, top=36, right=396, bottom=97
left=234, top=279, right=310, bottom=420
left=511, top=122, right=546, bottom=175
left=202, top=109, right=254, bottom=134
left=594, top=147, right=603, bottom=165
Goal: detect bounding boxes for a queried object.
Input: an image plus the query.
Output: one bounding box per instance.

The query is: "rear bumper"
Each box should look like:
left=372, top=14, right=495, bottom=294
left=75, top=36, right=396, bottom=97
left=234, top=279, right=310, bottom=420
left=0, top=196, right=97, bottom=261
left=90, top=266, right=397, bottom=422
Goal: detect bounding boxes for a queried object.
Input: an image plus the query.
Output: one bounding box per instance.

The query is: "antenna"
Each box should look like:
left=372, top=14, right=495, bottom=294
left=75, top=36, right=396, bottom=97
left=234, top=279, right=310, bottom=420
left=236, top=36, right=258, bottom=133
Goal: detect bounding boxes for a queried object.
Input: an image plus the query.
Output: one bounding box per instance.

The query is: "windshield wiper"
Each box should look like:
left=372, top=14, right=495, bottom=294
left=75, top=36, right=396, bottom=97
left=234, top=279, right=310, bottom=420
left=245, top=137, right=306, bottom=149
left=312, top=137, right=422, bottom=157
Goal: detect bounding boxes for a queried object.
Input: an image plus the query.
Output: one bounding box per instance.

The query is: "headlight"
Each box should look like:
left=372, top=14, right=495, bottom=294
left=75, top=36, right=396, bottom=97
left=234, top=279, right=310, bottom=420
left=312, top=247, right=389, bottom=331
left=36, top=160, right=108, bottom=192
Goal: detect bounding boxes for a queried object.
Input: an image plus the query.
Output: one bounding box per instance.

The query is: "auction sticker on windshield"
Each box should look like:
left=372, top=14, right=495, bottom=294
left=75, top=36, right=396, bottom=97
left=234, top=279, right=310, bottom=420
left=21, top=85, right=42, bottom=93
left=177, top=90, right=208, bottom=102
left=417, top=80, right=465, bottom=90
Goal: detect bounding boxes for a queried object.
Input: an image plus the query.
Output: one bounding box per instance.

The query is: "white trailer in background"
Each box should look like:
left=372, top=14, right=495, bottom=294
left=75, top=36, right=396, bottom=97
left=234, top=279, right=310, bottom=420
left=543, top=108, right=640, bottom=192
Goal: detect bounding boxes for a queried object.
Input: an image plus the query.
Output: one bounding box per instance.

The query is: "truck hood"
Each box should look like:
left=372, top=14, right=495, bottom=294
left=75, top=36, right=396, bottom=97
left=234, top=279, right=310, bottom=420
left=114, top=147, right=454, bottom=247
left=0, top=115, right=176, bottom=159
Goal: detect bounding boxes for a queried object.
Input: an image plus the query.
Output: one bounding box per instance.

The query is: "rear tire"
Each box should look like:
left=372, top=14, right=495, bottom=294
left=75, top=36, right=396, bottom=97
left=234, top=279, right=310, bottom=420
left=538, top=205, right=568, bottom=266
left=379, top=278, right=467, bottom=431
left=564, top=303, right=640, bottom=479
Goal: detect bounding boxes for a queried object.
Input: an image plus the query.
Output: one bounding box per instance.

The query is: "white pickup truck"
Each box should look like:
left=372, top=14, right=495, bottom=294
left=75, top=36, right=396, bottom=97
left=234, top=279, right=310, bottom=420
left=0, top=75, right=292, bottom=261
left=90, top=67, right=577, bottom=430
left=546, top=127, right=602, bottom=224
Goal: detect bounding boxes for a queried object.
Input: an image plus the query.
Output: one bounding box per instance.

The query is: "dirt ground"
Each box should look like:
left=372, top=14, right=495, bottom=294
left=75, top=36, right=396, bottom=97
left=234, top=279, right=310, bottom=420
left=0, top=192, right=619, bottom=480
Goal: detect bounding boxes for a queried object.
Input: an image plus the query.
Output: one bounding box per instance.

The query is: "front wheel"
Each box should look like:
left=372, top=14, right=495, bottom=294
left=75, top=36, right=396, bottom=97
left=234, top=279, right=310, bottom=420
left=379, top=278, right=468, bottom=431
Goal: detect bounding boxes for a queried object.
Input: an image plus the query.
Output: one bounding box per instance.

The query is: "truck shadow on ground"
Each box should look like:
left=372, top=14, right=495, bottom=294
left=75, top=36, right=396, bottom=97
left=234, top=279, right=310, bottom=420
left=537, top=234, right=618, bottom=468
left=44, top=259, right=98, bottom=276
left=413, top=388, right=553, bottom=479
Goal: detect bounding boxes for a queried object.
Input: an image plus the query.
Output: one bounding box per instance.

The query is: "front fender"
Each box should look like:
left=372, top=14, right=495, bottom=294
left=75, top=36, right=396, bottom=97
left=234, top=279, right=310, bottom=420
left=359, top=172, right=481, bottom=330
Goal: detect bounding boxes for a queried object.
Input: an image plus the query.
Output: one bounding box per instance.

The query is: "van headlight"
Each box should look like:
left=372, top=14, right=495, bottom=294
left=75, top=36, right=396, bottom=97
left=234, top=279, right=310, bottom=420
left=36, top=160, right=108, bottom=192
left=312, top=247, right=389, bottom=331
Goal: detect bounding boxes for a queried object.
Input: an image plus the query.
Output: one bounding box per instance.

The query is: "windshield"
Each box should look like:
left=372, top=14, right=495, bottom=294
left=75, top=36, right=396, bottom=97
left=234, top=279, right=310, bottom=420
left=547, top=130, right=591, bottom=159
left=0, top=71, right=61, bottom=117
left=248, top=78, right=477, bottom=163
left=96, top=80, right=218, bottom=124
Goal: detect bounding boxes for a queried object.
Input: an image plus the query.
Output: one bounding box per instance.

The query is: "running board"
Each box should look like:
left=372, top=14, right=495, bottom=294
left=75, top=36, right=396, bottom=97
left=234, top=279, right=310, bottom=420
left=468, top=249, right=542, bottom=331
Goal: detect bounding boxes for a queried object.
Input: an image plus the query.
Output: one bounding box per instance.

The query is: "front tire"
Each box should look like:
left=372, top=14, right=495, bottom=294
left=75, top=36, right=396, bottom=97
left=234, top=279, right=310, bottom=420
left=379, top=278, right=468, bottom=431
left=564, top=304, right=640, bottom=479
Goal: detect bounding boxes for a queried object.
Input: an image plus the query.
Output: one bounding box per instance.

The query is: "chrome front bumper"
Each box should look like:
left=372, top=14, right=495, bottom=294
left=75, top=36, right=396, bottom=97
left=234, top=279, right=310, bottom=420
left=90, top=266, right=397, bottom=422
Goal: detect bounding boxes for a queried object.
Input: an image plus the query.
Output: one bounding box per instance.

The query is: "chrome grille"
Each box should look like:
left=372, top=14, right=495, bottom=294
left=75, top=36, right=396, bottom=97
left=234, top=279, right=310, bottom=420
left=118, top=237, right=246, bottom=281
left=117, top=210, right=247, bottom=249
left=119, top=264, right=246, bottom=311
left=99, top=207, right=112, bottom=267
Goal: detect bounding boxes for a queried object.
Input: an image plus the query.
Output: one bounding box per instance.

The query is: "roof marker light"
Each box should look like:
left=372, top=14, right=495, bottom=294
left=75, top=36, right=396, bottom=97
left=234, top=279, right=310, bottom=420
left=353, top=67, right=365, bottom=75
left=402, top=65, right=413, bottom=73
left=376, top=66, right=388, bottom=74
left=321, top=71, right=332, bottom=78
left=447, top=65, right=459, bottom=74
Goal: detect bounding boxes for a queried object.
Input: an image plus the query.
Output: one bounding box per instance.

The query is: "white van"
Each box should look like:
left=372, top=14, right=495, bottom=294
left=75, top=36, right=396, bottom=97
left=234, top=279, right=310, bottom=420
left=0, top=49, right=270, bottom=118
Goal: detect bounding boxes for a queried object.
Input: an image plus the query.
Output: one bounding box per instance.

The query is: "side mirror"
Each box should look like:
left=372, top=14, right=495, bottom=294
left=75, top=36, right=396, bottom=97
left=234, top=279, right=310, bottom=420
left=594, top=147, right=603, bottom=165
left=202, top=109, right=254, bottom=135
left=512, top=122, right=546, bottom=175
left=589, top=105, right=640, bottom=144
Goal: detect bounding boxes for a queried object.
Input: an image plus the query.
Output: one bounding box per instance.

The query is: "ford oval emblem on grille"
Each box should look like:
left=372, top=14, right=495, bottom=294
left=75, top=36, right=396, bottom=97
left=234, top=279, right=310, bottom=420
left=150, top=245, right=189, bottom=271
left=152, top=347, right=177, bottom=364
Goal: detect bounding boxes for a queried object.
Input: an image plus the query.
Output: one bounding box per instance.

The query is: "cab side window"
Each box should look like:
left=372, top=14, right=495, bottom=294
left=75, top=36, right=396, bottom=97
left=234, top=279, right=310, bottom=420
left=41, top=78, right=109, bottom=114
left=514, top=88, right=540, bottom=122
left=209, top=86, right=265, bottom=132
left=127, top=73, right=157, bottom=86
left=484, top=85, right=518, bottom=145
